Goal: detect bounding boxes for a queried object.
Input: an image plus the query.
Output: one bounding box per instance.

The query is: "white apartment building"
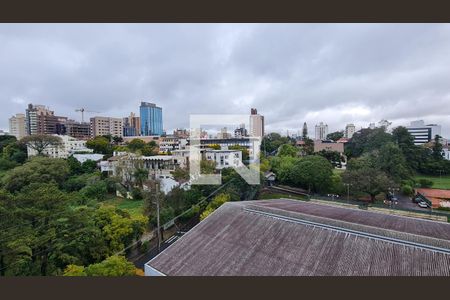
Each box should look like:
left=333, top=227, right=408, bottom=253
left=406, top=120, right=442, bottom=145
left=9, top=113, right=27, bottom=139
left=345, top=123, right=356, bottom=139
left=27, top=135, right=93, bottom=159
left=90, top=116, right=123, bottom=138
left=315, top=122, right=328, bottom=140
left=205, top=149, right=242, bottom=169
left=159, top=136, right=188, bottom=153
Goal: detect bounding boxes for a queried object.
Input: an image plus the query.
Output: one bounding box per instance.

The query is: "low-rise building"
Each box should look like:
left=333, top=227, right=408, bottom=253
left=406, top=120, right=442, bottom=145
left=204, top=149, right=242, bottom=169
left=27, top=135, right=92, bottom=159
left=159, top=136, right=188, bottom=153
left=313, top=140, right=344, bottom=153
left=145, top=199, right=450, bottom=276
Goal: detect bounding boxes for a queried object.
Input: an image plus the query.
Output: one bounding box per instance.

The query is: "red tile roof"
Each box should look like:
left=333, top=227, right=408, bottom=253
left=416, top=188, right=450, bottom=208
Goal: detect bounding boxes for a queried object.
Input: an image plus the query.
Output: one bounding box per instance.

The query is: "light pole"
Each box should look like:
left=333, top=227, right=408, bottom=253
left=344, top=183, right=351, bottom=203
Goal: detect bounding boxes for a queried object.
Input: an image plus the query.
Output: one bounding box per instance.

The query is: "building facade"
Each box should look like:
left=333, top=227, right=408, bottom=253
left=90, top=116, right=123, bottom=138
left=406, top=120, right=442, bottom=145
left=345, top=123, right=356, bottom=139
left=9, top=113, right=27, bottom=139
left=65, top=120, right=91, bottom=140
left=249, top=108, right=264, bottom=138
left=25, top=104, right=67, bottom=135
left=313, top=140, right=344, bottom=153
left=140, top=102, right=163, bottom=136
left=123, top=112, right=141, bottom=137
left=314, top=122, right=328, bottom=140
left=234, top=124, right=248, bottom=138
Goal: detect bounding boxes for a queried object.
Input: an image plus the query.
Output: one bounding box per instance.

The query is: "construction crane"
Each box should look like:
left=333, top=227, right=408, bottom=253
left=75, top=108, right=100, bottom=123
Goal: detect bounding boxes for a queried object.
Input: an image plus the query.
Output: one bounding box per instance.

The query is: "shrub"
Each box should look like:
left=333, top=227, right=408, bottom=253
left=401, top=185, right=413, bottom=196
left=418, top=178, right=433, bottom=188
left=131, top=188, right=143, bottom=200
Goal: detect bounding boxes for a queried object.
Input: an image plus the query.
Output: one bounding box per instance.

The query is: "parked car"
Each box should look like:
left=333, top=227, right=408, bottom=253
left=418, top=202, right=429, bottom=208
left=413, top=197, right=422, bottom=203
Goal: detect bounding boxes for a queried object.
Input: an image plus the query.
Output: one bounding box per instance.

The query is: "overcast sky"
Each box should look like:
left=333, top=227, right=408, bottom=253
left=1, top=24, right=450, bottom=137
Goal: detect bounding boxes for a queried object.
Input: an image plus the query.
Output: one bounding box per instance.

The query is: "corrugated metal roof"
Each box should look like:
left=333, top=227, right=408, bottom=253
left=147, top=199, right=450, bottom=276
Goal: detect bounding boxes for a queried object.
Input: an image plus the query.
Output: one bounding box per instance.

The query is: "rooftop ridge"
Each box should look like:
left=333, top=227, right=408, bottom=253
left=244, top=202, right=450, bottom=250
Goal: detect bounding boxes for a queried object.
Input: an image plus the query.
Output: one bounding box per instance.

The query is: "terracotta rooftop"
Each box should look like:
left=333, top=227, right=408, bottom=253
left=146, top=199, right=450, bottom=276
left=416, top=188, right=450, bottom=208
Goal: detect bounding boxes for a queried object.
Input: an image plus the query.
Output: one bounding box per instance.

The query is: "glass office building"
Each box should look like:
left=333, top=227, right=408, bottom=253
left=140, top=102, right=163, bottom=136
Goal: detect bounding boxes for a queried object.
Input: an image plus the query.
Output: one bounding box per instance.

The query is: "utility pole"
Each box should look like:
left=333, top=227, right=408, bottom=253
left=155, top=181, right=162, bottom=254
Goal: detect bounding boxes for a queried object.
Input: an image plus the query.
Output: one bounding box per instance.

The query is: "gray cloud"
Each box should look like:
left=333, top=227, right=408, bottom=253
left=1, top=24, right=450, bottom=137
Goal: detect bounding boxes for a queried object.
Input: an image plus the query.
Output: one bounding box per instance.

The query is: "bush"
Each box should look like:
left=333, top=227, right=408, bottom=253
left=401, top=185, right=414, bottom=196
left=131, top=188, right=143, bottom=200
left=139, top=241, right=150, bottom=253
left=418, top=178, right=433, bottom=188
left=81, top=180, right=108, bottom=201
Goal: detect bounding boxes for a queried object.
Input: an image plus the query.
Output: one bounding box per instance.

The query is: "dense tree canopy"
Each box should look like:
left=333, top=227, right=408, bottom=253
left=2, top=156, right=70, bottom=193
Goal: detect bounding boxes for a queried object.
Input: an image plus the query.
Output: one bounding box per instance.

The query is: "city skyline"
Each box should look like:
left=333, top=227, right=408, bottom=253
left=1, top=24, right=450, bottom=136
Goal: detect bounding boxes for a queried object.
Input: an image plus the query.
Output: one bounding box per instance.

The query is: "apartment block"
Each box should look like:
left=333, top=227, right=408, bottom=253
left=90, top=116, right=123, bottom=138
left=9, top=113, right=27, bottom=139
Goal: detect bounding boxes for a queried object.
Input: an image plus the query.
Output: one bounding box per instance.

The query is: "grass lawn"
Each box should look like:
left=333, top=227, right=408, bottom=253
left=414, top=174, right=450, bottom=190
left=258, top=192, right=308, bottom=201
left=101, top=197, right=145, bottom=218
left=332, top=169, right=345, bottom=175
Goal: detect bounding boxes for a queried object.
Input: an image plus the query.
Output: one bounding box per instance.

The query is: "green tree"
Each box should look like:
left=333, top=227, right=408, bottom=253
left=2, top=141, right=28, bottom=164
left=127, top=138, right=146, bottom=152
left=2, top=156, right=70, bottom=193
left=290, top=155, right=333, bottom=193
left=64, top=255, right=137, bottom=276
left=261, top=133, right=291, bottom=155
left=20, top=134, right=62, bottom=156
left=200, top=193, right=230, bottom=220
left=342, top=156, right=391, bottom=202
left=345, top=127, right=393, bottom=158
left=326, top=131, right=344, bottom=141
left=375, top=142, right=412, bottom=183
left=133, top=168, right=149, bottom=189
left=86, top=136, right=112, bottom=155
left=432, top=135, right=444, bottom=160
left=0, top=135, right=17, bottom=153
left=277, top=144, right=298, bottom=157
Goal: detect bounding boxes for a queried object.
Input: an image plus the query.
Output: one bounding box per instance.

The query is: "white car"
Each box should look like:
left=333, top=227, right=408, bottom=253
left=418, top=202, right=428, bottom=208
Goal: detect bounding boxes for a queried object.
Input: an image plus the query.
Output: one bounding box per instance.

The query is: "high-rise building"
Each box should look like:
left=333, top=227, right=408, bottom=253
left=9, top=113, right=27, bottom=139
left=249, top=108, right=264, bottom=138
left=65, top=120, right=91, bottom=140
left=406, top=120, right=442, bottom=145
left=314, top=122, right=328, bottom=140
left=345, top=123, right=356, bottom=139
left=302, top=122, right=308, bottom=139
left=173, top=128, right=189, bottom=139
left=217, top=127, right=232, bottom=139
left=90, top=116, right=123, bottom=138
left=234, top=123, right=247, bottom=139
left=25, top=104, right=67, bottom=135
left=140, top=102, right=163, bottom=136
left=123, top=112, right=141, bottom=137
